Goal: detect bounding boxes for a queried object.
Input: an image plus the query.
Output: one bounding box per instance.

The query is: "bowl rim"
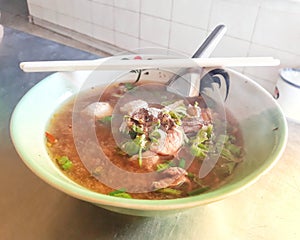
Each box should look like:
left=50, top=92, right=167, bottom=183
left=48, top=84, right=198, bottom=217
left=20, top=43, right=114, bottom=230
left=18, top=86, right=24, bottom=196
left=10, top=66, right=288, bottom=211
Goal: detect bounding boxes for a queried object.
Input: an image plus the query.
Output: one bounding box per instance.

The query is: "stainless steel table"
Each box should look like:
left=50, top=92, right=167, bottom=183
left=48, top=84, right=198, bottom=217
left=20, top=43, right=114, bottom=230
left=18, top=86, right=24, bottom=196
left=1, top=26, right=300, bottom=240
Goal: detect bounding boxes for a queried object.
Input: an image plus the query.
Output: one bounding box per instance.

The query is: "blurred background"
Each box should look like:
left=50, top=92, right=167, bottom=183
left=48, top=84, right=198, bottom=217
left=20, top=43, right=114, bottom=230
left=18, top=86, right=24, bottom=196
left=1, top=0, right=300, bottom=94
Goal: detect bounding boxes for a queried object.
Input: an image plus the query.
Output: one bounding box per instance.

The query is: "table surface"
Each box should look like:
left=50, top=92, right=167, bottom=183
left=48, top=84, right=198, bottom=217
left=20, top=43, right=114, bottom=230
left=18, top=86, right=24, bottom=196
left=1, top=26, right=300, bottom=240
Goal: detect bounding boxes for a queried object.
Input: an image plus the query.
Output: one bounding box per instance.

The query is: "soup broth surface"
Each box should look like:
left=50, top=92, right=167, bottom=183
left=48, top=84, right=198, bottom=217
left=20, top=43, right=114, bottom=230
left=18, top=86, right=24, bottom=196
left=46, top=81, right=243, bottom=200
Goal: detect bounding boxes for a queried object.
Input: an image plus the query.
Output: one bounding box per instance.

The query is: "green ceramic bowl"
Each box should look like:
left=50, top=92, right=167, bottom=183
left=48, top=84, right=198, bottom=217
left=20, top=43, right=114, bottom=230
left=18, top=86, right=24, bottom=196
left=10, top=55, right=287, bottom=216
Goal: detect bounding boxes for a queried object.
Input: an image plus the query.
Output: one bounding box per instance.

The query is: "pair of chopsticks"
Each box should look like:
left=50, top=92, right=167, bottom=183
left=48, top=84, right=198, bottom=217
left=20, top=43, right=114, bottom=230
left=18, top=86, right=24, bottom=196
left=19, top=57, right=280, bottom=73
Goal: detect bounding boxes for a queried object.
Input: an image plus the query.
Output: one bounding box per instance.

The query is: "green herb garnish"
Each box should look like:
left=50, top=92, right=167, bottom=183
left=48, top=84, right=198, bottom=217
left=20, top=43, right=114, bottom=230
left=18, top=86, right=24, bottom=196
left=164, top=101, right=187, bottom=124
left=169, top=111, right=182, bottom=125
left=156, top=161, right=177, bottom=172
left=223, top=162, right=236, bottom=174
left=157, top=188, right=182, bottom=196
left=98, top=115, right=112, bottom=124
left=156, top=162, right=170, bottom=172
left=138, top=144, right=143, bottom=167
left=134, top=134, right=146, bottom=167
left=122, top=141, right=140, bottom=155
left=57, top=156, right=73, bottom=170
left=132, top=123, right=144, bottom=134
left=178, top=158, right=186, bottom=169
left=149, top=129, right=161, bottom=143
left=187, top=172, right=195, bottom=178
left=189, top=124, right=213, bottom=157
left=173, top=105, right=187, bottom=118
left=108, top=188, right=132, bottom=198
left=124, top=82, right=135, bottom=91
left=216, top=134, right=242, bottom=162
left=190, top=143, right=209, bottom=158
left=188, top=186, right=210, bottom=196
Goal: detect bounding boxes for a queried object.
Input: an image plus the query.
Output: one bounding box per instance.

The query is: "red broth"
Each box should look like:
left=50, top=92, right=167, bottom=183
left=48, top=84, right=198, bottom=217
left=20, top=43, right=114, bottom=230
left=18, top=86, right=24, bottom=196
left=46, top=81, right=243, bottom=199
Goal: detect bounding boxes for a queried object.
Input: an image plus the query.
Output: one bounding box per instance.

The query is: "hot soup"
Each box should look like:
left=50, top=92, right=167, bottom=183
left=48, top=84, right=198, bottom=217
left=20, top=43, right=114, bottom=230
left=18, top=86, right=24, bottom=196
left=45, top=80, right=243, bottom=200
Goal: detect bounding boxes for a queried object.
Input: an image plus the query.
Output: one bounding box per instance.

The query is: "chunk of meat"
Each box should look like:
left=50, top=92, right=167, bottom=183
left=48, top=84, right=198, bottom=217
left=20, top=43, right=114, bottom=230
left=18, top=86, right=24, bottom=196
left=150, top=127, right=184, bottom=156
left=131, top=108, right=157, bottom=124
left=186, top=96, right=207, bottom=109
left=182, top=117, right=203, bottom=134
left=120, top=100, right=148, bottom=115
left=187, top=104, right=201, bottom=117
left=129, top=151, right=160, bottom=171
left=182, top=105, right=212, bottom=134
left=152, top=167, right=190, bottom=189
left=201, top=108, right=212, bottom=122
left=123, top=108, right=161, bottom=138
left=83, top=102, right=113, bottom=119
left=157, top=112, right=176, bottom=131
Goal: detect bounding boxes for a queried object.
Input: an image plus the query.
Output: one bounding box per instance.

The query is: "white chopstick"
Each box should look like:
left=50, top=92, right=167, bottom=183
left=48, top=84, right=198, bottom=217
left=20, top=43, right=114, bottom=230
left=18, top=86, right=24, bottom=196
left=19, top=57, right=280, bottom=73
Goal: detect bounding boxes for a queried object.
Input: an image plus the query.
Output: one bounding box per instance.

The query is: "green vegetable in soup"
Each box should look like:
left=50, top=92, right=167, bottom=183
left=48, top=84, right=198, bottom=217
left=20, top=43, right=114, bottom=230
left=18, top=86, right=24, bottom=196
left=178, top=158, right=186, bottom=169
left=156, top=162, right=171, bottom=172
left=216, top=134, right=242, bottom=162
left=124, top=82, right=135, bottom=91
left=149, top=129, right=161, bottom=143
left=136, top=134, right=147, bottom=167
left=46, top=81, right=244, bottom=200
left=189, top=124, right=213, bottom=157
left=57, top=156, right=73, bottom=170
left=122, top=141, right=140, bottom=155
left=108, top=189, right=132, bottom=199
left=98, top=115, right=112, bottom=124
left=188, top=186, right=210, bottom=196
left=157, top=188, right=182, bottom=196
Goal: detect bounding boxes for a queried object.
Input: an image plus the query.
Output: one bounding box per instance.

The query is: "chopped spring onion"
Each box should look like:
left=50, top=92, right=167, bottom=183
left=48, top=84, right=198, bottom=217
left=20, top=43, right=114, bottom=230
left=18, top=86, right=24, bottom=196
left=190, top=143, right=208, bottom=158
left=149, top=129, right=161, bottom=143
left=189, top=124, right=214, bottom=158
left=124, top=82, right=135, bottom=91
left=169, top=111, right=182, bottom=125
left=138, top=145, right=143, bottom=167
left=187, top=172, right=195, bottom=178
left=132, top=124, right=144, bottom=134
left=156, top=161, right=176, bottom=172
left=217, top=134, right=242, bottom=162
left=188, top=186, right=210, bottom=196
left=178, top=158, right=186, bottom=169
left=135, top=134, right=146, bottom=167
left=57, top=156, right=73, bottom=170
left=156, top=162, right=170, bottom=172
left=108, top=189, right=132, bottom=199
left=98, top=115, right=112, bottom=124
left=224, top=162, right=236, bottom=174
left=157, top=188, right=182, bottom=196
left=122, top=141, right=139, bottom=155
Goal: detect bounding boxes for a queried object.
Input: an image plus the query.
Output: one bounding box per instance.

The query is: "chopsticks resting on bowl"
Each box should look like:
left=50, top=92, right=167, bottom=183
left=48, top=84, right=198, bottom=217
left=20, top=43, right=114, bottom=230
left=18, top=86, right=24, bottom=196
left=19, top=57, right=280, bottom=73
